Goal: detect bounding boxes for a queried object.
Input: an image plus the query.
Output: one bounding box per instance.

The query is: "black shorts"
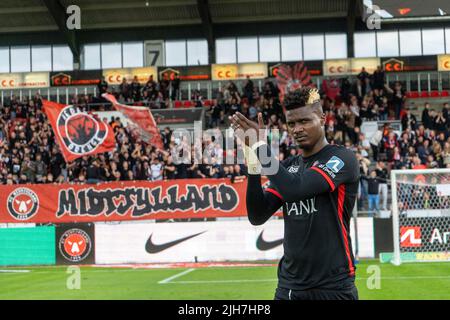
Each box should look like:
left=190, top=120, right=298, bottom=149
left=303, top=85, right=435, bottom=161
left=274, top=286, right=359, bottom=300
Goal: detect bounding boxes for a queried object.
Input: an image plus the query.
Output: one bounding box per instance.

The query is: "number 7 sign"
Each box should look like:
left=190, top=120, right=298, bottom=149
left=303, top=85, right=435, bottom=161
left=144, top=41, right=165, bottom=67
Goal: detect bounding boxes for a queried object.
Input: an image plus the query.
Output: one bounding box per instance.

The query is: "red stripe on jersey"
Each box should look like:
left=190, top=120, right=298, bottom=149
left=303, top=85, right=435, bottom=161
left=337, top=184, right=355, bottom=276
left=310, top=166, right=336, bottom=191
left=266, top=188, right=283, bottom=200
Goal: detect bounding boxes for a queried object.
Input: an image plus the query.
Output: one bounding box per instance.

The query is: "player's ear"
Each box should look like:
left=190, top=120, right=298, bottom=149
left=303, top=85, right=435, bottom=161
left=320, top=112, right=326, bottom=127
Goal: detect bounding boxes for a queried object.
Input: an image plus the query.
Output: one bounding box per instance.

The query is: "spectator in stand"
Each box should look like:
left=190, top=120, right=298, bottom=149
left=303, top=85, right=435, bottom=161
left=353, top=79, right=364, bottom=100
left=134, top=161, right=147, bottom=180
left=33, top=153, right=47, bottom=183
left=357, top=67, right=370, bottom=84
left=208, top=102, right=222, bottom=128
left=120, top=161, right=130, bottom=180
left=372, top=66, right=385, bottom=90
left=361, top=170, right=386, bottom=217
left=231, top=164, right=246, bottom=183
left=224, top=81, right=240, bottom=102
left=356, top=132, right=370, bottom=158
left=412, top=155, right=427, bottom=170
left=340, top=77, right=351, bottom=102
left=443, top=103, right=449, bottom=127
left=372, top=94, right=384, bottom=120
left=345, top=97, right=359, bottom=144
left=443, top=142, right=450, bottom=168
left=228, top=97, right=241, bottom=115
left=98, top=76, right=109, bottom=98
left=322, top=77, right=340, bottom=101
left=21, top=155, right=35, bottom=183
left=191, top=89, right=203, bottom=108
left=417, top=138, right=432, bottom=163
left=262, top=80, right=277, bottom=100
left=119, top=78, right=130, bottom=101
left=86, top=158, right=102, bottom=184
left=422, top=103, right=432, bottom=129
left=243, top=76, right=254, bottom=104
left=170, top=73, right=180, bottom=101
left=130, top=76, right=141, bottom=102
left=160, top=127, right=172, bottom=150
left=144, top=75, right=157, bottom=95
left=434, top=111, right=447, bottom=134
left=401, top=107, right=417, bottom=132
left=163, top=156, right=176, bottom=180
left=363, top=77, right=372, bottom=97
left=384, top=131, right=399, bottom=164
left=385, top=82, right=406, bottom=119
left=150, top=158, right=163, bottom=181
left=356, top=152, right=370, bottom=211
left=159, top=73, right=170, bottom=100
left=222, top=165, right=233, bottom=179
left=375, top=161, right=389, bottom=211
left=334, top=105, right=346, bottom=144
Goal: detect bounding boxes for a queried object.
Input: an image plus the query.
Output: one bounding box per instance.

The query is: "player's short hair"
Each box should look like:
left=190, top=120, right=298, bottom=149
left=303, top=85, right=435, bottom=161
left=284, top=87, right=321, bottom=111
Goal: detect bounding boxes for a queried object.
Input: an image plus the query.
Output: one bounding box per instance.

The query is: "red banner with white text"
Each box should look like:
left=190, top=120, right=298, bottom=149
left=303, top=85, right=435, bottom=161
left=0, top=179, right=280, bottom=224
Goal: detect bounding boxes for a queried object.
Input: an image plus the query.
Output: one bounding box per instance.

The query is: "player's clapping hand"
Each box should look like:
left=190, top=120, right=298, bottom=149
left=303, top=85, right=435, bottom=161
left=229, top=112, right=266, bottom=147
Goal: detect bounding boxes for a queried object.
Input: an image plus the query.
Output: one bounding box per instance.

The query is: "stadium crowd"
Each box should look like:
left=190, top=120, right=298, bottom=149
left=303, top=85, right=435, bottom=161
left=0, top=68, right=449, bottom=213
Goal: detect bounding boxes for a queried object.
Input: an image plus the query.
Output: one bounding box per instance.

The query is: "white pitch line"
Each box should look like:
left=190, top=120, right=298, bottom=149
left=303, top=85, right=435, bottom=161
left=0, top=270, right=31, bottom=273
left=165, top=275, right=450, bottom=285
left=172, top=279, right=277, bottom=284
left=356, top=275, right=450, bottom=280
left=158, top=268, right=196, bottom=284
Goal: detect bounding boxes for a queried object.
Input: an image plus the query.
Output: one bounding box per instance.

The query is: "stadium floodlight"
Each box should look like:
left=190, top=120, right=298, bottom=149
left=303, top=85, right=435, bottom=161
left=391, top=169, right=450, bottom=266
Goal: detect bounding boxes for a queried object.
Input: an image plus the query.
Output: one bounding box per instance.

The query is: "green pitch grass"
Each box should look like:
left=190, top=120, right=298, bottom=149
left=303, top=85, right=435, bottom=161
left=0, top=260, right=449, bottom=300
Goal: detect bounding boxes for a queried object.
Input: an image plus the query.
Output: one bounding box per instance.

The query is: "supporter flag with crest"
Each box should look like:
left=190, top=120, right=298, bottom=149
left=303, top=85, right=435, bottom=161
left=42, top=100, right=116, bottom=162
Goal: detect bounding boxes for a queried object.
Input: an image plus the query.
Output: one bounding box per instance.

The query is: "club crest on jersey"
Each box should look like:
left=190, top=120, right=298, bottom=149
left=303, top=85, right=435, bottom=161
left=325, top=156, right=344, bottom=173
left=56, top=105, right=109, bottom=155
left=288, top=166, right=299, bottom=173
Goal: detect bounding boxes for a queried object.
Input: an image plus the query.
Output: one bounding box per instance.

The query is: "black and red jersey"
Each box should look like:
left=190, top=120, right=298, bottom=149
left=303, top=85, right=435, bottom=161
left=261, top=144, right=359, bottom=290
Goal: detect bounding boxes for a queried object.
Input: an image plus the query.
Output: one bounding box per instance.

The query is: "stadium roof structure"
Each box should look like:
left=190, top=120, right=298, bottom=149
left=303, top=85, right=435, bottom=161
left=0, top=0, right=355, bottom=33
left=0, top=0, right=362, bottom=62
left=0, top=0, right=448, bottom=63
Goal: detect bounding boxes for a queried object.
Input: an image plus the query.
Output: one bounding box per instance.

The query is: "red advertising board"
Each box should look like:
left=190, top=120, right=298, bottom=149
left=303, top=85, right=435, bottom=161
left=0, top=179, right=279, bottom=224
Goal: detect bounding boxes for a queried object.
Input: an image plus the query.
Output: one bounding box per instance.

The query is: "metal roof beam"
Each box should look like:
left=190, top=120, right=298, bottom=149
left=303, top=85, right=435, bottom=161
left=80, top=0, right=197, bottom=11
left=0, top=25, right=58, bottom=33
left=213, top=12, right=347, bottom=23
left=84, top=19, right=201, bottom=30
left=42, top=0, right=80, bottom=64
left=0, top=6, right=48, bottom=14
left=347, top=0, right=357, bottom=58
left=197, top=0, right=215, bottom=64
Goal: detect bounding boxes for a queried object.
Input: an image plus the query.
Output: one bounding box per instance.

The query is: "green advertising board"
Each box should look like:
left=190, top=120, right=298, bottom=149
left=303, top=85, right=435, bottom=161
left=0, top=226, right=55, bottom=266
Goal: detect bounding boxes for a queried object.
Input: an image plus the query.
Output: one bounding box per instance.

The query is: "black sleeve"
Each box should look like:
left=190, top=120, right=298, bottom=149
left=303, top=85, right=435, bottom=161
left=256, top=144, right=359, bottom=203
left=246, top=175, right=283, bottom=226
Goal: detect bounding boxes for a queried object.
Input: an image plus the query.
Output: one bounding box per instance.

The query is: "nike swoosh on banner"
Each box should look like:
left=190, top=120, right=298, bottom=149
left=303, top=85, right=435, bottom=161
left=145, top=231, right=206, bottom=254
left=256, top=231, right=283, bottom=251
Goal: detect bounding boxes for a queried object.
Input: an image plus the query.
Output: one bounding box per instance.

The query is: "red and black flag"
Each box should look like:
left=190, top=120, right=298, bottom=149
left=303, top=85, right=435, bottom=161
left=102, top=93, right=163, bottom=149
left=42, top=100, right=116, bottom=162
left=275, top=62, right=312, bottom=104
